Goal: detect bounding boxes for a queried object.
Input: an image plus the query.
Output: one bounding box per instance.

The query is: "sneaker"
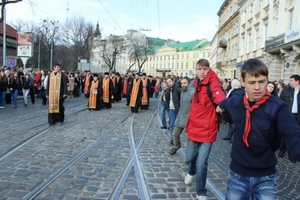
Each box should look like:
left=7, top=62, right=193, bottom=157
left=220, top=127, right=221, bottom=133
left=197, top=195, right=208, bottom=200
left=184, top=174, right=194, bottom=185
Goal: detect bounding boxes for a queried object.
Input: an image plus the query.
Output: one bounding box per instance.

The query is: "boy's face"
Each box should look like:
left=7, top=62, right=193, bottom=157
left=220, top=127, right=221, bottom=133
left=241, top=73, right=268, bottom=101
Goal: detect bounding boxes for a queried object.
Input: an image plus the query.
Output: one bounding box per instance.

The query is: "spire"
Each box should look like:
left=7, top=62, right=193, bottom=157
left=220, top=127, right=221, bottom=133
left=94, top=22, right=101, bottom=38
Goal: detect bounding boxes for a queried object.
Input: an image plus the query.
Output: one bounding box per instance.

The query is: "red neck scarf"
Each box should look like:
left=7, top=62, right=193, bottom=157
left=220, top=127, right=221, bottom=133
left=243, top=89, right=270, bottom=147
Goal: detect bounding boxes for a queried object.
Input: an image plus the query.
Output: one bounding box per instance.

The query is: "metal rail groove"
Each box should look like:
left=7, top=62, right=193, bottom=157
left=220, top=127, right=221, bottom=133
left=22, top=112, right=132, bottom=200
left=108, top=110, right=156, bottom=200
left=0, top=108, right=88, bottom=162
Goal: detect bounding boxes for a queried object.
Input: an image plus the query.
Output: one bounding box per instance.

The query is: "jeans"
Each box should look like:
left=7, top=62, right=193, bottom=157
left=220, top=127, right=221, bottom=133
left=0, top=90, right=6, bottom=107
left=225, top=123, right=235, bottom=141
left=168, top=109, right=177, bottom=136
left=226, top=171, right=277, bottom=200
left=12, top=89, right=18, bottom=106
left=22, top=89, right=30, bottom=104
left=186, top=140, right=213, bottom=196
left=159, top=101, right=168, bottom=127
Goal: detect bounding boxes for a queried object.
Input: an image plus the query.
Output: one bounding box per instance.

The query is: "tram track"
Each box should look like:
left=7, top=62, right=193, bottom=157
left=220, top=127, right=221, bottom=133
left=108, top=110, right=156, bottom=200
left=20, top=104, right=157, bottom=200
left=0, top=106, right=88, bottom=162
left=22, top=112, right=132, bottom=200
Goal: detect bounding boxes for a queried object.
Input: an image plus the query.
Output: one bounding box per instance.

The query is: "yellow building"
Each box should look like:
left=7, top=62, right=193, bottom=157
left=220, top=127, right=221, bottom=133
left=143, top=39, right=211, bottom=78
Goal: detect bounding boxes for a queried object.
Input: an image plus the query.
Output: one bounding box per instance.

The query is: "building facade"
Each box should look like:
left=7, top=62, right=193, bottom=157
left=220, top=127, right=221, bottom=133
left=215, top=0, right=300, bottom=83
left=143, top=39, right=211, bottom=78
left=90, top=29, right=211, bottom=77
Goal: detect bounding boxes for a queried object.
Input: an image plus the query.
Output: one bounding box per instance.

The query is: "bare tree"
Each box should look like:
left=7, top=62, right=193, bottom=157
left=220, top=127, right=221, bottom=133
left=99, top=35, right=126, bottom=72
left=127, top=33, right=150, bottom=73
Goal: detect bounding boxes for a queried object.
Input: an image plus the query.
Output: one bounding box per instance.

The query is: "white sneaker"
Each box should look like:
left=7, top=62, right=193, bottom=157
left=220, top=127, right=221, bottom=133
left=184, top=174, right=194, bottom=185
left=197, top=195, right=208, bottom=200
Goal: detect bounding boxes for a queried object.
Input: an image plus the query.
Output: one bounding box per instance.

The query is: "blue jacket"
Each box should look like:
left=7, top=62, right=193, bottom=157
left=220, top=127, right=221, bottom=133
left=220, top=90, right=300, bottom=177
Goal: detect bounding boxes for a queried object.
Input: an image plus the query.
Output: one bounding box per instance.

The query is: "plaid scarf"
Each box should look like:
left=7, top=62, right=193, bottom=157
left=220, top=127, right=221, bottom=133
left=243, top=89, right=269, bottom=147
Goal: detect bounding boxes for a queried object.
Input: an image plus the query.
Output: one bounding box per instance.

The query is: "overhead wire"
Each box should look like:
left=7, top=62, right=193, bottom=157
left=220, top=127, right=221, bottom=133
left=131, top=0, right=141, bottom=29
left=175, top=0, right=218, bottom=28
left=97, top=0, right=125, bottom=34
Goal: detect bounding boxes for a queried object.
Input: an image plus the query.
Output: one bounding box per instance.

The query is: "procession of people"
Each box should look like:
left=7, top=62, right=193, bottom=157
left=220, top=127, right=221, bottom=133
left=1, top=58, right=300, bottom=200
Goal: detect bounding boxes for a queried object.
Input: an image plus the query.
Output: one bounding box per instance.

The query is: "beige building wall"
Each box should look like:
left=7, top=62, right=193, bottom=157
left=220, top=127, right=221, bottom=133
left=210, top=33, right=218, bottom=74
left=217, top=0, right=240, bottom=79
left=144, top=43, right=211, bottom=78
left=215, top=0, right=300, bottom=83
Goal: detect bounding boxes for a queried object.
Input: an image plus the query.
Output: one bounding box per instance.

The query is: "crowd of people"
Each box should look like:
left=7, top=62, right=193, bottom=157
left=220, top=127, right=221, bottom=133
left=1, top=58, right=300, bottom=199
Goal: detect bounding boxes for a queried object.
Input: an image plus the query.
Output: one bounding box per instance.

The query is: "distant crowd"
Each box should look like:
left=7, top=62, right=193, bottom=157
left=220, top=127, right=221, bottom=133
left=1, top=58, right=300, bottom=200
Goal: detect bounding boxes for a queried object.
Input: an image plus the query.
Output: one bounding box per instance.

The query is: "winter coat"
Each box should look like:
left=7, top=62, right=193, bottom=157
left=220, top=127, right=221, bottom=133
left=165, top=82, right=181, bottom=114
left=174, top=81, right=195, bottom=128
left=186, top=70, right=226, bottom=143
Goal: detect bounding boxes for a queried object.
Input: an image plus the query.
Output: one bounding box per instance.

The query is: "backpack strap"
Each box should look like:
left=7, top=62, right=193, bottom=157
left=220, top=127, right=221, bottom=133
left=206, top=82, right=217, bottom=107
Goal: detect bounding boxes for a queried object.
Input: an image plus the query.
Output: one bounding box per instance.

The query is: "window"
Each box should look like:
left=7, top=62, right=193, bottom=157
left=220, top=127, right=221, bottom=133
left=193, top=53, right=198, bottom=58
left=182, top=54, right=184, bottom=59
left=164, top=63, right=166, bottom=69
left=177, top=63, right=179, bottom=69
left=168, top=63, right=170, bottom=69
left=186, top=54, right=189, bottom=59
left=203, top=52, right=206, bottom=58
left=172, top=63, right=174, bottom=69
left=288, top=9, right=294, bottom=30
left=181, top=63, right=183, bottom=69
left=172, top=55, right=174, bottom=60
left=186, top=63, right=188, bottom=69
left=249, top=4, right=253, bottom=18
left=254, top=28, right=259, bottom=50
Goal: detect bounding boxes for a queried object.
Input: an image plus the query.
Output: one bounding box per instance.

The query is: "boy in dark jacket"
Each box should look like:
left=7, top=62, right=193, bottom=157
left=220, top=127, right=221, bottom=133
left=217, top=59, right=300, bottom=199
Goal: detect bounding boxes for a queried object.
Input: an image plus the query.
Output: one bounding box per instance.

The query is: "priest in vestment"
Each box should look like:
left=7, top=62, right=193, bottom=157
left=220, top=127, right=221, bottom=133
left=83, top=71, right=92, bottom=98
left=46, top=64, right=68, bottom=125
left=129, top=73, right=143, bottom=113
left=102, top=72, right=113, bottom=108
left=140, top=73, right=151, bottom=110
left=88, top=74, right=102, bottom=110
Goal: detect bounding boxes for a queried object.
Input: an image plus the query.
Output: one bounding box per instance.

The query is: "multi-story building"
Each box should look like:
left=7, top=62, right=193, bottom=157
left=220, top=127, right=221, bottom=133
left=90, top=29, right=211, bottom=78
left=144, top=39, right=211, bottom=78
left=215, top=0, right=300, bottom=82
left=217, top=0, right=240, bottom=79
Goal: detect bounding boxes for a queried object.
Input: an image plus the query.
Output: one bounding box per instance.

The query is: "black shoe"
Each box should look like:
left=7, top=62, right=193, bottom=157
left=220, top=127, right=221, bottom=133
left=278, top=152, right=285, bottom=158
left=170, top=147, right=181, bottom=155
left=288, top=157, right=297, bottom=163
left=169, top=140, right=174, bottom=146
left=222, top=137, right=231, bottom=140
left=161, top=126, right=167, bottom=129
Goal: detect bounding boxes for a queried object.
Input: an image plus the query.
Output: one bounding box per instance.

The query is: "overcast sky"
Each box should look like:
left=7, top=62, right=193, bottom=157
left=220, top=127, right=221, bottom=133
left=5, top=0, right=225, bottom=42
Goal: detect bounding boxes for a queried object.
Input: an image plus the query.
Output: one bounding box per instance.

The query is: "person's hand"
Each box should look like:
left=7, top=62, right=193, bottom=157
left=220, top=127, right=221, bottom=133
left=216, top=105, right=225, bottom=114
left=63, top=95, right=67, bottom=98
left=46, top=95, right=48, bottom=99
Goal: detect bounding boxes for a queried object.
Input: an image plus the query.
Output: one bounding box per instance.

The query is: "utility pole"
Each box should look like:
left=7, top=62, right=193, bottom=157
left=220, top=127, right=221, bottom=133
left=1, top=0, right=22, bottom=66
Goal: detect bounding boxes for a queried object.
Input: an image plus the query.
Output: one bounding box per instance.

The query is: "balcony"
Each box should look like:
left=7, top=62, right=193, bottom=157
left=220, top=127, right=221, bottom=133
left=219, top=39, right=227, bottom=48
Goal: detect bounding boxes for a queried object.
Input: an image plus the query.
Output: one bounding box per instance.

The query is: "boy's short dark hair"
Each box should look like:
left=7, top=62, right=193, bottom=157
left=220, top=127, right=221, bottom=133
left=241, top=59, right=268, bottom=80
left=196, top=59, right=210, bottom=68
left=290, top=74, right=300, bottom=82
